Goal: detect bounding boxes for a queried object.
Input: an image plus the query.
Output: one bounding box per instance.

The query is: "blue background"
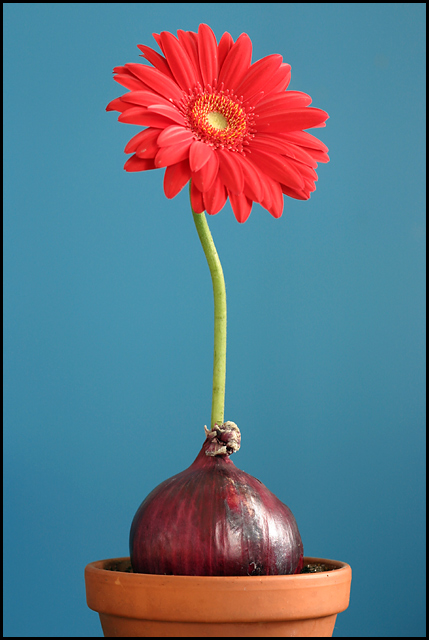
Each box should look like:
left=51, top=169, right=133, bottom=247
left=3, top=3, right=426, bottom=637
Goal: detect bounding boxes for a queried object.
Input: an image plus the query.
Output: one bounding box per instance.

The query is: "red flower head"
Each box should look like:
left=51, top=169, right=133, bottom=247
left=107, top=24, right=329, bottom=223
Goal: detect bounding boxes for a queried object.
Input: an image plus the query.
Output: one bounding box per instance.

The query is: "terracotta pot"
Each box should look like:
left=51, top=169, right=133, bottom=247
left=85, top=556, right=351, bottom=637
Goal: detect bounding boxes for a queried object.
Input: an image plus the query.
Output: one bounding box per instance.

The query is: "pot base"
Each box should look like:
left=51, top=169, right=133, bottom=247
left=85, top=557, right=351, bottom=638
left=99, top=612, right=338, bottom=637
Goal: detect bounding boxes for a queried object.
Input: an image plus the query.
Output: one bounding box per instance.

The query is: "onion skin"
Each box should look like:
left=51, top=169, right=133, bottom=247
left=130, top=423, right=303, bottom=576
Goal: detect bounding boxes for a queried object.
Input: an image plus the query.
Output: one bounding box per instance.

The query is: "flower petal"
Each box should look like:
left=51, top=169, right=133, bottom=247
left=163, top=159, right=191, bottom=198
left=259, top=172, right=272, bottom=211
left=281, top=183, right=310, bottom=200
left=124, top=128, right=162, bottom=154
left=280, top=130, right=329, bottom=153
left=258, top=174, right=284, bottom=217
left=232, top=155, right=263, bottom=203
left=177, top=30, right=204, bottom=86
left=124, top=63, right=183, bottom=103
left=306, top=148, right=330, bottom=163
left=113, top=72, right=147, bottom=92
left=217, top=33, right=252, bottom=90
left=217, top=149, right=244, bottom=195
left=256, top=91, right=313, bottom=114
left=303, top=177, right=317, bottom=194
left=266, top=177, right=284, bottom=218
left=106, top=97, right=128, bottom=113
left=251, top=134, right=298, bottom=157
left=283, top=143, right=319, bottom=168
left=248, top=148, right=305, bottom=191
left=288, top=159, right=318, bottom=183
left=121, top=90, right=174, bottom=108
left=118, top=107, right=178, bottom=128
left=251, top=134, right=318, bottom=168
left=132, top=128, right=161, bottom=158
left=217, top=31, right=233, bottom=70
left=151, top=32, right=162, bottom=50
left=198, top=23, right=218, bottom=87
left=191, top=150, right=219, bottom=192
left=190, top=181, right=205, bottom=213
left=228, top=191, right=252, bottom=223
left=264, top=63, right=292, bottom=94
left=203, top=176, right=227, bottom=215
left=236, top=54, right=282, bottom=102
left=189, top=139, right=214, bottom=172
left=147, top=103, right=186, bottom=125
left=157, top=125, right=195, bottom=147
left=117, top=106, right=149, bottom=125
left=154, top=140, right=192, bottom=168
left=159, top=31, right=198, bottom=92
left=124, top=155, right=156, bottom=172
left=256, top=107, right=329, bottom=133
left=137, top=44, right=174, bottom=79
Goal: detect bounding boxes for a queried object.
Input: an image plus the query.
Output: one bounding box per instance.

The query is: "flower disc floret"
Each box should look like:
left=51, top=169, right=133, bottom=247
left=185, top=90, right=253, bottom=151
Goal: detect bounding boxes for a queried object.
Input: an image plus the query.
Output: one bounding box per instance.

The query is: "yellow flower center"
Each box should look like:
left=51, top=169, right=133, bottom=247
left=206, top=111, right=228, bottom=130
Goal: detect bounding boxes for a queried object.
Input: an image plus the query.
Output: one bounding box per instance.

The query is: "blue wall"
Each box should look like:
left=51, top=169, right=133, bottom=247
left=3, top=3, right=425, bottom=637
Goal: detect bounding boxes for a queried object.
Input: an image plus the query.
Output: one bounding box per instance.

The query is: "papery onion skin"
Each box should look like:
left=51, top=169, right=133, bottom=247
left=130, top=422, right=303, bottom=576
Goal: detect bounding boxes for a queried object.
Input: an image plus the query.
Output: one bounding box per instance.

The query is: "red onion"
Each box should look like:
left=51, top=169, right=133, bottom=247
left=130, top=422, right=303, bottom=576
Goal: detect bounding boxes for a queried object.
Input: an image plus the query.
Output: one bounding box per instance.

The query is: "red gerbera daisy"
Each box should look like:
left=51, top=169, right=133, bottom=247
left=107, top=24, right=329, bottom=223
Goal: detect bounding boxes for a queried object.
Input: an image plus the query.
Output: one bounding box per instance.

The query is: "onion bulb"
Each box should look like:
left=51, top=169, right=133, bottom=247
left=130, top=422, right=303, bottom=576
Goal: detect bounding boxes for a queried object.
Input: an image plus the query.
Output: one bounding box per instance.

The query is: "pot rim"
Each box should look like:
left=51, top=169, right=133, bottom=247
left=85, top=556, right=352, bottom=623
left=85, top=555, right=349, bottom=582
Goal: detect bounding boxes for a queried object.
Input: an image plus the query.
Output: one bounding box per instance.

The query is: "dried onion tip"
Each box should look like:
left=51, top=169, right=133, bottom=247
left=130, top=422, right=303, bottom=576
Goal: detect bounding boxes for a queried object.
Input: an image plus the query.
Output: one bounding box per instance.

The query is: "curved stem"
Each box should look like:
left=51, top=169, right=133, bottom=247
left=190, top=187, right=227, bottom=429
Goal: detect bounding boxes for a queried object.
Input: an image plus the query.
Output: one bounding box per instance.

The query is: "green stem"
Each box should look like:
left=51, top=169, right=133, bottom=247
left=190, top=186, right=227, bottom=429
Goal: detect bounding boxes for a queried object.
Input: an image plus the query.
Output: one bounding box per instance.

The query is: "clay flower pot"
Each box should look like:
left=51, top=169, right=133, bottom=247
left=85, top=556, right=351, bottom=637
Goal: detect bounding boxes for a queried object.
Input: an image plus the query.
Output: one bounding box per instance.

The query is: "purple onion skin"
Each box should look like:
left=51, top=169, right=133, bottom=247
left=130, top=426, right=303, bottom=576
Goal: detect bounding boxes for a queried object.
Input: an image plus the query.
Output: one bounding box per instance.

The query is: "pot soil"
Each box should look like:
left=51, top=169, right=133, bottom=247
left=85, top=556, right=351, bottom=637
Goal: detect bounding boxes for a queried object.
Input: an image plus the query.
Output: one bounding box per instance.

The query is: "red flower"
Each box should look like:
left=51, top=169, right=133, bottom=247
left=107, top=24, right=329, bottom=223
